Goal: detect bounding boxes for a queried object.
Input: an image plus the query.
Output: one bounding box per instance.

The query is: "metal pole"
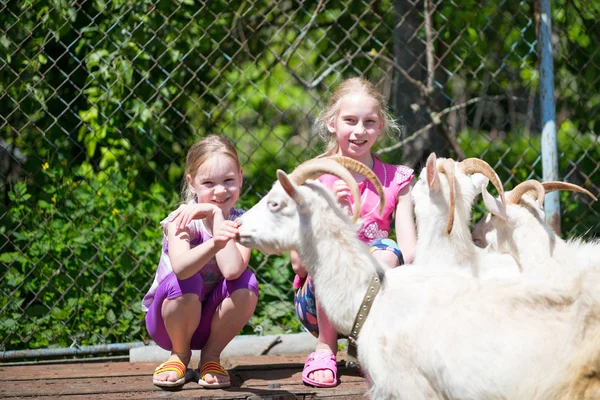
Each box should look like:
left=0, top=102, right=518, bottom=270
left=538, top=0, right=561, bottom=234
left=0, top=342, right=147, bottom=362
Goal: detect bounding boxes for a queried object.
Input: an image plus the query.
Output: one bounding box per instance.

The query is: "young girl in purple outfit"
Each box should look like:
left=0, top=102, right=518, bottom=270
left=143, top=135, right=258, bottom=389
left=292, top=77, right=417, bottom=387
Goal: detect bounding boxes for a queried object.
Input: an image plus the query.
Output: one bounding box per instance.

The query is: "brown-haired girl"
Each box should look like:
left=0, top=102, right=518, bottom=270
left=143, top=134, right=258, bottom=389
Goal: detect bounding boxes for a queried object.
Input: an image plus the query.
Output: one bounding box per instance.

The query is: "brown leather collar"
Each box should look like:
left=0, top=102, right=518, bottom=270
left=347, top=274, right=381, bottom=366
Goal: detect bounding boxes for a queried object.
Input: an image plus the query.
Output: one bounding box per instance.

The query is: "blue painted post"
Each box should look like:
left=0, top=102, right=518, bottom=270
left=538, top=0, right=561, bottom=234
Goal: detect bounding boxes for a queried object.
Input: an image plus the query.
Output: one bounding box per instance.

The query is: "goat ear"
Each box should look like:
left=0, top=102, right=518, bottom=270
left=482, top=185, right=506, bottom=220
left=425, top=153, right=440, bottom=193
left=471, top=173, right=489, bottom=192
left=277, top=170, right=305, bottom=207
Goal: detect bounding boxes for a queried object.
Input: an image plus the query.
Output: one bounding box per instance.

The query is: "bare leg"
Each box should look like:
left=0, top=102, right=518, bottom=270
left=307, top=250, right=396, bottom=385
left=308, top=296, right=338, bottom=385
left=199, top=288, right=257, bottom=384
left=154, top=293, right=201, bottom=382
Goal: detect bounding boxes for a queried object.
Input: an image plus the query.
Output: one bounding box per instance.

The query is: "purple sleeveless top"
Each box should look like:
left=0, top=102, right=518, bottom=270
left=142, top=207, right=245, bottom=312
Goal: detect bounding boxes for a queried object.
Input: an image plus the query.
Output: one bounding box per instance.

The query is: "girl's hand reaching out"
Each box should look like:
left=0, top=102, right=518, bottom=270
left=333, top=179, right=354, bottom=215
left=212, top=219, right=240, bottom=250
left=169, top=203, right=219, bottom=231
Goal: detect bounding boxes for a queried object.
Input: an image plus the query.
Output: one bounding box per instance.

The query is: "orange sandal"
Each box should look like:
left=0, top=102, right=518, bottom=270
left=153, top=359, right=188, bottom=389
left=197, top=361, right=231, bottom=388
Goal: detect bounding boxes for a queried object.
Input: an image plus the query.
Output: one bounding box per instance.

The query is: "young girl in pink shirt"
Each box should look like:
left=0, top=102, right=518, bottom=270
left=292, top=77, right=417, bottom=387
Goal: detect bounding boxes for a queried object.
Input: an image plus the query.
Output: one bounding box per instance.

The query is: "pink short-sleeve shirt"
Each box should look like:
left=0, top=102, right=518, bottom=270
left=318, top=157, right=414, bottom=243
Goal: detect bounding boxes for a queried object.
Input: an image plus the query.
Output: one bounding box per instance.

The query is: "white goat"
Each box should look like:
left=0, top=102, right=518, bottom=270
left=237, top=157, right=600, bottom=400
left=411, top=153, right=522, bottom=279
left=472, top=180, right=599, bottom=272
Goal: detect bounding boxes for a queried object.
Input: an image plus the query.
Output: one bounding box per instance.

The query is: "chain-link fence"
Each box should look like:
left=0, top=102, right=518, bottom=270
left=1, top=0, right=599, bottom=357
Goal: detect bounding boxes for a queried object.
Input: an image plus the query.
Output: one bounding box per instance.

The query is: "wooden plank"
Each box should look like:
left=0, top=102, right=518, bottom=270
left=0, top=353, right=368, bottom=399
left=0, top=354, right=312, bottom=381
left=0, top=369, right=366, bottom=396
left=0, top=378, right=367, bottom=400
left=1, top=390, right=367, bottom=400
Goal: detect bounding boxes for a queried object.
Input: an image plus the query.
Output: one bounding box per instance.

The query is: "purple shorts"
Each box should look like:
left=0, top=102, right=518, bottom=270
left=145, top=269, right=259, bottom=350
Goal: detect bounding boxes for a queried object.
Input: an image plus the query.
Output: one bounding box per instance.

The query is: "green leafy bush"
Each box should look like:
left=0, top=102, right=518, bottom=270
left=1, top=162, right=176, bottom=348
left=1, top=159, right=305, bottom=350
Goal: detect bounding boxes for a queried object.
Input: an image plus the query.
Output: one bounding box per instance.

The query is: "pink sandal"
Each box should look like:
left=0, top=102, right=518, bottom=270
left=302, top=351, right=338, bottom=388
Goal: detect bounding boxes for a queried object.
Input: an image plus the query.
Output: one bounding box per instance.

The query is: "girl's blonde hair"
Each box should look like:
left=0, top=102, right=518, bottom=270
left=182, top=134, right=241, bottom=203
left=314, top=77, right=399, bottom=156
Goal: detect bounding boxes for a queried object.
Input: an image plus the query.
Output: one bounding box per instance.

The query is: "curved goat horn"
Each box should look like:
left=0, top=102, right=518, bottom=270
left=327, top=156, right=386, bottom=215
left=458, top=158, right=505, bottom=205
left=507, top=180, right=546, bottom=207
left=437, top=158, right=456, bottom=234
left=290, top=158, right=362, bottom=223
left=541, top=181, right=598, bottom=202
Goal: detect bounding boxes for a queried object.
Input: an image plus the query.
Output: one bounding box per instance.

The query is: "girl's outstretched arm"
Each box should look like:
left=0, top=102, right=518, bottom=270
left=395, top=183, right=417, bottom=264
left=166, top=203, right=223, bottom=280
left=213, top=211, right=251, bottom=280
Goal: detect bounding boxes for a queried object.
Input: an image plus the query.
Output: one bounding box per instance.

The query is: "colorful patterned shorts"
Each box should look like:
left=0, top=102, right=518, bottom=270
left=293, top=238, right=403, bottom=337
left=368, top=237, right=404, bottom=265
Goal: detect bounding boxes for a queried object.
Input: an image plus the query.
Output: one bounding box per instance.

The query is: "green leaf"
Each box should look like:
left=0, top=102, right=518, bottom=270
left=106, top=309, right=116, bottom=324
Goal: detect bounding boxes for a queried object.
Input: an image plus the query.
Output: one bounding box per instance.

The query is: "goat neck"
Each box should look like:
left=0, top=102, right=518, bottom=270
left=237, top=161, right=387, bottom=337
left=297, top=184, right=383, bottom=336
left=413, top=153, right=479, bottom=270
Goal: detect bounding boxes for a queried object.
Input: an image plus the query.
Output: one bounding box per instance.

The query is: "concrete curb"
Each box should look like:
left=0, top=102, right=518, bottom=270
left=130, top=332, right=348, bottom=363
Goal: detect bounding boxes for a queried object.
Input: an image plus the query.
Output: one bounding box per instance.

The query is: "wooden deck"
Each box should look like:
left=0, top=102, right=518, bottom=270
left=0, top=352, right=369, bottom=399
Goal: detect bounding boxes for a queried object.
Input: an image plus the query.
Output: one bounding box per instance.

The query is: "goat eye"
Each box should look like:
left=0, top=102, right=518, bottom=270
left=268, top=200, right=279, bottom=210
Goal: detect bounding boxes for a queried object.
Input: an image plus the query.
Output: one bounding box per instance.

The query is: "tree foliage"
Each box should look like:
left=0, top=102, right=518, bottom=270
left=1, top=0, right=598, bottom=351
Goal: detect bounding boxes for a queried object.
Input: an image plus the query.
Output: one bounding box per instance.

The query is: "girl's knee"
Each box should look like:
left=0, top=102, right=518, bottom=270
left=240, top=268, right=258, bottom=287
left=162, top=292, right=201, bottom=315
left=166, top=292, right=200, bottom=304
left=369, top=239, right=404, bottom=268
left=226, top=269, right=259, bottom=296
left=372, top=249, right=400, bottom=269
left=230, top=288, right=258, bottom=308
left=163, top=272, right=205, bottom=299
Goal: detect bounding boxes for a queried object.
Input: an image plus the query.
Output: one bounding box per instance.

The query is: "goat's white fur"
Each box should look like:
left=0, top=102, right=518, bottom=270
left=237, top=167, right=600, bottom=399
left=472, top=185, right=600, bottom=272
left=411, top=154, right=522, bottom=279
